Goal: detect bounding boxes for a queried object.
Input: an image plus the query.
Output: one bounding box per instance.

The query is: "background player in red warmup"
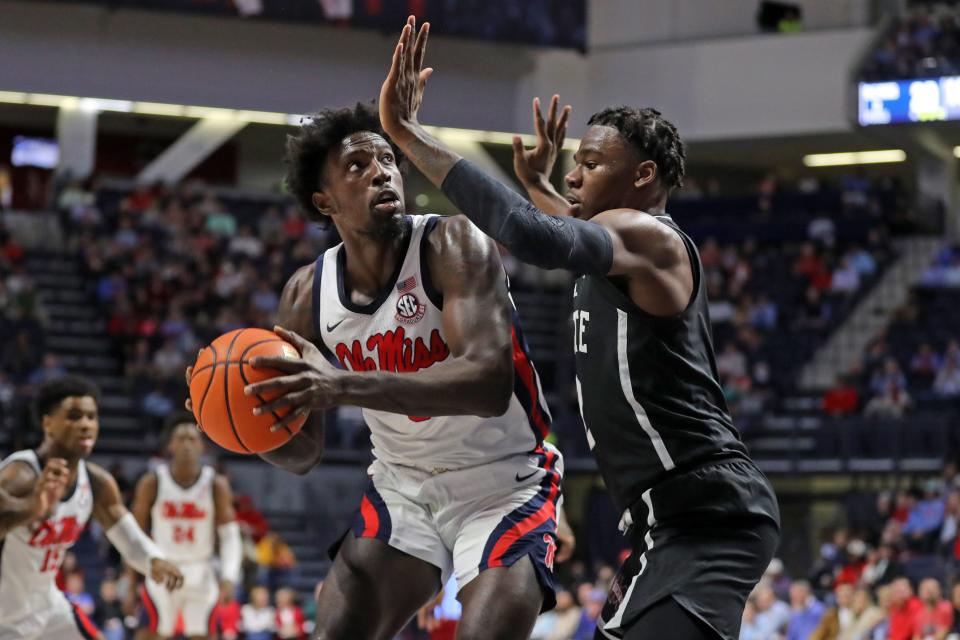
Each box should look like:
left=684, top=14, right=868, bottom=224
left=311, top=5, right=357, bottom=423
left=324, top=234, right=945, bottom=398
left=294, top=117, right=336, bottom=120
left=132, top=411, right=242, bottom=640
left=0, top=376, right=183, bottom=640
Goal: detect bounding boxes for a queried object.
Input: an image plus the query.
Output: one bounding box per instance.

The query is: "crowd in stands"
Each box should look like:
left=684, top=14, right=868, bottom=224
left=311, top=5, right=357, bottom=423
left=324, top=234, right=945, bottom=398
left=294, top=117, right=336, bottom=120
left=861, top=2, right=960, bottom=81
left=740, top=461, right=960, bottom=639
left=821, top=243, right=960, bottom=421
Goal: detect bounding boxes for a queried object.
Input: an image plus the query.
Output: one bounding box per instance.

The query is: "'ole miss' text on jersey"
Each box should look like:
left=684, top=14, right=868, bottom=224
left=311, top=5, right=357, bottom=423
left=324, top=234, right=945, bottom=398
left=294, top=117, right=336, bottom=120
left=311, top=214, right=551, bottom=471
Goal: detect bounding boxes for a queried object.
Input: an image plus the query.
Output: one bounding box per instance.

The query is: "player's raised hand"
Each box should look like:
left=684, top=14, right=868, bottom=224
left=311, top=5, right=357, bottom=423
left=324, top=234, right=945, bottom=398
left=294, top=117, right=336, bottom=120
left=245, top=325, right=342, bottom=432
left=379, top=15, right=433, bottom=139
left=31, top=458, right=68, bottom=521
left=150, top=558, right=184, bottom=591
left=513, top=95, right=571, bottom=189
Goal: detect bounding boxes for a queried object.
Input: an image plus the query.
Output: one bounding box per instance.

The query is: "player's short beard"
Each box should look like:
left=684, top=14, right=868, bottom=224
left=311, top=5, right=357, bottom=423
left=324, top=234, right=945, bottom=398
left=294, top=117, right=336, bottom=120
left=365, top=211, right=405, bottom=241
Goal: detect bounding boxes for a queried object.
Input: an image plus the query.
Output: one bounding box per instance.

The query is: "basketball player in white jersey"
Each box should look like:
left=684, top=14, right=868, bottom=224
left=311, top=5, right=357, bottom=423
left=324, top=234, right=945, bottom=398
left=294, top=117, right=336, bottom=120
left=0, top=376, right=184, bottom=640
left=131, top=412, right=242, bottom=640
left=214, top=103, right=566, bottom=640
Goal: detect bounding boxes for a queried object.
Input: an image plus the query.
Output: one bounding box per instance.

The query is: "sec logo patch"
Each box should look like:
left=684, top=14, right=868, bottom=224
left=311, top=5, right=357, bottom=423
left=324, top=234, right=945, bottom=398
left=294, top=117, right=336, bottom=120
left=395, top=293, right=425, bottom=324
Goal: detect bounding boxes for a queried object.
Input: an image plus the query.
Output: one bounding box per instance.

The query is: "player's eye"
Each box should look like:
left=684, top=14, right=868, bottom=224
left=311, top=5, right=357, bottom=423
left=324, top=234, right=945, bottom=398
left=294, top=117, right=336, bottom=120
left=585, top=161, right=598, bottom=170
left=381, top=153, right=395, bottom=164
left=348, top=161, right=363, bottom=172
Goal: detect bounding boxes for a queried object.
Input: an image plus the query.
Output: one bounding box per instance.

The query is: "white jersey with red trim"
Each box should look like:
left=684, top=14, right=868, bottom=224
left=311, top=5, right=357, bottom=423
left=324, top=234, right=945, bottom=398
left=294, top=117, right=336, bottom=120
left=0, top=450, right=93, bottom=623
left=312, top=214, right=552, bottom=472
left=149, top=464, right=216, bottom=563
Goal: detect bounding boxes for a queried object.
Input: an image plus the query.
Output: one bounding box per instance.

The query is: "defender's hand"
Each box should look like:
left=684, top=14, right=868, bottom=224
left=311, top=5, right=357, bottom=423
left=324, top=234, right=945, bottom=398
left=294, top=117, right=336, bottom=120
left=379, top=15, right=433, bottom=140
left=150, top=558, right=184, bottom=591
left=513, top=95, right=571, bottom=189
left=245, top=326, right=341, bottom=431
left=31, top=458, right=68, bottom=521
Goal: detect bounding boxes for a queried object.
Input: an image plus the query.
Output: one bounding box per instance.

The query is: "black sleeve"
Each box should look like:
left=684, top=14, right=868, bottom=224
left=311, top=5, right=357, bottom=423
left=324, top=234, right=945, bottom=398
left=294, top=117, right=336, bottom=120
left=440, top=159, right=613, bottom=276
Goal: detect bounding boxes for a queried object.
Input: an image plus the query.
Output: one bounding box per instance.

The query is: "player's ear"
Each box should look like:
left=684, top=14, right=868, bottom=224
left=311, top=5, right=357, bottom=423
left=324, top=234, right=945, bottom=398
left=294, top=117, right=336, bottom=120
left=312, top=191, right=336, bottom=217
left=634, top=160, right=657, bottom=190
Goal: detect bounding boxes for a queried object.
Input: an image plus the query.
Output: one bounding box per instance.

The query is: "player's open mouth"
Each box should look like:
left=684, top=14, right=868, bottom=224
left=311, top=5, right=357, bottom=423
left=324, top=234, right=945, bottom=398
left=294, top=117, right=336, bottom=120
left=372, top=189, right=401, bottom=213
left=78, top=437, right=95, bottom=448
left=565, top=194, right=582, bottom=216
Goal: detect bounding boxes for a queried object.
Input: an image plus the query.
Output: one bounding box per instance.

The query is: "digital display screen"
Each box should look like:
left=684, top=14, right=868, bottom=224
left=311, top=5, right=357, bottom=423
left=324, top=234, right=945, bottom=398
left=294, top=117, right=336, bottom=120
left=859, top=76, right=960, bottom=125
left=11, top=136, right=60, bottom=169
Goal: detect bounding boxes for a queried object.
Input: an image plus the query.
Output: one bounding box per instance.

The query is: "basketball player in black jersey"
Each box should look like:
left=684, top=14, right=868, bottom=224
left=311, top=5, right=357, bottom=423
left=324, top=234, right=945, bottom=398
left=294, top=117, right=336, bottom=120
left=376, top=17, right=780, bottom=640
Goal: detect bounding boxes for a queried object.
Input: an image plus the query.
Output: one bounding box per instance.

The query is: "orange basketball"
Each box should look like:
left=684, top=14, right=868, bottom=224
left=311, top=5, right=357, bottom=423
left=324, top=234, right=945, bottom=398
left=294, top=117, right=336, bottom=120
left=189, top=328, right=306, bottom=454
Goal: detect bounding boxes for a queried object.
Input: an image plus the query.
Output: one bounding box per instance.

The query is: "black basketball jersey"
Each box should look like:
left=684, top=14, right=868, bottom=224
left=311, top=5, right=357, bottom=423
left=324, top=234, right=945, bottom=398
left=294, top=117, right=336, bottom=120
left=572, top=214, right=752, bottom=513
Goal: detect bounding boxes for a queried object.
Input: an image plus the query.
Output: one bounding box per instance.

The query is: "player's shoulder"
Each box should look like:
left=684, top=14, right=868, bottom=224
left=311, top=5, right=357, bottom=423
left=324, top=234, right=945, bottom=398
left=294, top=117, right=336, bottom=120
left=212, top=472, right=233, bottom=493
left=424, top=214, right=497, bottom=259
left=84, top=461, right=113, bottom=485
left=0, top=459, right=39, bottom=497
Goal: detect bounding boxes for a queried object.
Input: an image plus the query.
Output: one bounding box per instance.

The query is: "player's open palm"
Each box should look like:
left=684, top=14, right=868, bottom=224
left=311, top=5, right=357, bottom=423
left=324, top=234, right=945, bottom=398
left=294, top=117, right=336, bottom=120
left=380, top=15, right=433, bottom=137
left=31, top=458, right=68, bottom=521
left=150, top=558, right=184, bottom=591
left=513, top=95, right=571, bottom=188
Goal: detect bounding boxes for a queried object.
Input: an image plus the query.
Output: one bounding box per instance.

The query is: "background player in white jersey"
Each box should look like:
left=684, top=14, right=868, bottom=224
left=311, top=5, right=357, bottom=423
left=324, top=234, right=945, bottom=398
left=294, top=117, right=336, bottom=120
left=195, top=102, right=569, bottom=640
left=132, top=411, right=242, bottom=640
left=0, top=376, right=184, bottom=640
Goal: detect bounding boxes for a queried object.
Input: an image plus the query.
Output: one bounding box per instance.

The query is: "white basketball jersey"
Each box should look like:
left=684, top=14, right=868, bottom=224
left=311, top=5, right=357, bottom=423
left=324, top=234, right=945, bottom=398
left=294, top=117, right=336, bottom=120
left=0, top=450, right=93, bottom=622
left=149, top=464, right=216, bottom=563
left=312, top=214, right=553, bottom=471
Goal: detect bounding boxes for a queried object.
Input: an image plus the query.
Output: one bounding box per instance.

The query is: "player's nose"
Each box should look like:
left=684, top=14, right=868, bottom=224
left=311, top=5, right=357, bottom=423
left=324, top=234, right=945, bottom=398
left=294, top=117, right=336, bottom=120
left=564, top=166, right=581, bottom=188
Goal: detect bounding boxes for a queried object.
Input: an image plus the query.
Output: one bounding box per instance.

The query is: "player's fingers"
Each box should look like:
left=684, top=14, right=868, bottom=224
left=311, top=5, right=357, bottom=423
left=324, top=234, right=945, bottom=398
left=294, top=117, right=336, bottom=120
left=253, top=388, right=309, bottom=417
left=268, top=405, right=310, bottom=433
left=413, top=21, right=430, bottom=74
left=184, top=398, right=193, bottom=413
left=247, top=356, right=310, bottom=373
left=546, top=94, right=559, bottom=138
left=272, top=326, right=307, bottom=354
left=244, top=373, right=310, bottom=397
left=417, top=68, right=433, bottom=95
left=532, top=97, right=546, bottom=141
left=556, top=105, right=571, bottom=146
left=512, top=135, right=526, bottom=160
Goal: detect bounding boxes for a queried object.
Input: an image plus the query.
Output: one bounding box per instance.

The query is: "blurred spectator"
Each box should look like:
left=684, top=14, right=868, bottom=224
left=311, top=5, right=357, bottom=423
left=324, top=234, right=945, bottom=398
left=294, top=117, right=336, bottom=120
left=571, top=585, right=604, bottom=640
left=738, top=600, right=761, bottom=640
left=531, top=588, right=581, bottom=640
left=717, top=343, right=748, bottom=379
left=864, top=381, right=911, bottom=419
left=94, top=578, right=125, bottom=640
left=888, top=577, right=923, bottom=640
left=26, top=353, right=66, bottom=386
left=830, top=257, right=861, bottom=295
left=911, top=343, right=943, bottom=386
left=275, top=587, right=306, bottom=640
left=210, top=582, right=242, bottom=640
left=845, top=588, right=885, bottom=640
left=241, top=586, right=275, bottom=640
left=64, top=571, right=96, bottom=617
left=786, top=580, right=825, bottom=640
left=834, top=539, right=868, bottom=586
left=256, top=532, right=297, bottom=591
left=822, top=375, right=859, bottom=416
left=950, top=583, right=960, bottom=638
left=934, top=359, right=960, bottom=396
left=754, top=582, right=791, bottom=637
left=914, top=578, right=954, bottom=638
left=809, top=583, right=854, bottom=639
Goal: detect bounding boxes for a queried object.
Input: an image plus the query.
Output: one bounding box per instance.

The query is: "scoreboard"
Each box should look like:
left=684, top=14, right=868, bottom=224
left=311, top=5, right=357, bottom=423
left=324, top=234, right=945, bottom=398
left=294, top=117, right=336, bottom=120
left=859, top=76, right=960, bottom=125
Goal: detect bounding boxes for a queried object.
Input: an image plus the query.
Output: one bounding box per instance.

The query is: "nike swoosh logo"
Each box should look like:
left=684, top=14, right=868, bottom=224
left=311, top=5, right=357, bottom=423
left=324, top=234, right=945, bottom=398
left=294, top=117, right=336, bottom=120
left=515, top=470, right=540, bottom=483
left=326, top=319, right=345, bottom=332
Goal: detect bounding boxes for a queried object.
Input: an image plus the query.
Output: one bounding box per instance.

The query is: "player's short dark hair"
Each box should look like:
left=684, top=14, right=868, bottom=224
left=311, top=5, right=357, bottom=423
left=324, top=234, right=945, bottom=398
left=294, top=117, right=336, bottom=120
left=161, top=411, right=197, bottom=444
left=284, top=102, right=405, bottom=226
left=587, top=106, right=686, bottom=193
left=33, top=376, right=100, bottom=421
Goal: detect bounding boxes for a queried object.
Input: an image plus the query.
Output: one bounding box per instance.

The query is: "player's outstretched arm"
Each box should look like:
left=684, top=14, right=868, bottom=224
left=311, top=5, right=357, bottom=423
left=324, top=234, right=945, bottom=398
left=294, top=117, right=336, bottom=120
left=0, top=458, right=67, bottom=539
left=256, top=264, right=326, bottom=475
left=379, top=17, right=614, bottom=278
left=213, top=474, right=242, bottom=591
left=246, top=216, right=514, bottom=420
left=88, top=463, right=184, bottom=590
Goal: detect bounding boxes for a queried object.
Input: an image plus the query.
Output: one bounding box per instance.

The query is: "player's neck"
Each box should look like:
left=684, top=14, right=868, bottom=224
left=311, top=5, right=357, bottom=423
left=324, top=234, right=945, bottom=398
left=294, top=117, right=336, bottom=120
left=168, top=460, right=202, bottom=488
left=340, top=230, right=407, bottom=299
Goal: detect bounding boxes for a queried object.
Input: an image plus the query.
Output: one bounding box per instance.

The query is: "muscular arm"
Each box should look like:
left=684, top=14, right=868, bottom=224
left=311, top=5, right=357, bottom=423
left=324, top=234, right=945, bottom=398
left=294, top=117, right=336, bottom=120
left=332, top=215, right=514, bottom=417
left=258, top=265, right=327, bottom=476
left=88, top=463, right=135, bottom=529
left=0, top=462, right=40, bottom=539
left=130, top=471, right=157, bottom=535
left=213, top=474, right=237, bottom=526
